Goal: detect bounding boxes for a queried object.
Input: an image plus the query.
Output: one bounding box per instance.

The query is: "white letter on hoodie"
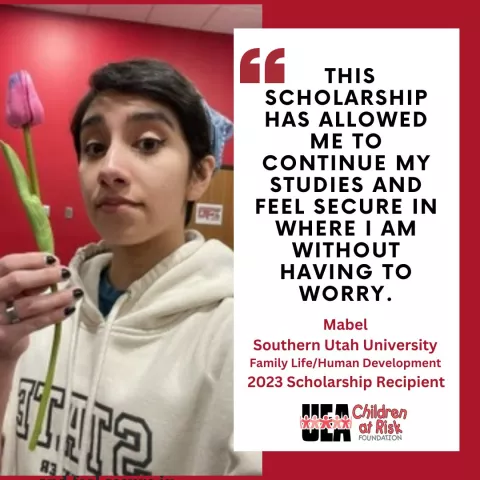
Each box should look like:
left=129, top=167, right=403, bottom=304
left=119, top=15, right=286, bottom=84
left=86, top=403, right=113, bottom=474
left=64, top=394, right=88, bottom=465
left=113, top=413, right=152, bottom=475
left=17, top=379, right=36, bottom=441
left=34, top=384, right=65, bottom=450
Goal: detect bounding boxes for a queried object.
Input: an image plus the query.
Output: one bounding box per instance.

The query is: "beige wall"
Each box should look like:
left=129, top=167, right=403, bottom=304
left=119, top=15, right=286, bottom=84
left=188, top=168, right=234, bottom=250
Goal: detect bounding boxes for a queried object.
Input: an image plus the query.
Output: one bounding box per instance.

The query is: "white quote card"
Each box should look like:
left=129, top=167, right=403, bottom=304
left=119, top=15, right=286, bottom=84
left=233, top=29, right=459, bottom=452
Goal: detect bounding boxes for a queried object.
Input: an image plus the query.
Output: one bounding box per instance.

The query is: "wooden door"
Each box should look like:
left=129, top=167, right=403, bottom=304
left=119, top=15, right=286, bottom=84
left=188, top=167, right=234, bottom=250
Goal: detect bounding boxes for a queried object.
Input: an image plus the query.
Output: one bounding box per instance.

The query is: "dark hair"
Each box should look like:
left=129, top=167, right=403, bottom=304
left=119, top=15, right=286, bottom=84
left=70, top=58, right=212, bottom=226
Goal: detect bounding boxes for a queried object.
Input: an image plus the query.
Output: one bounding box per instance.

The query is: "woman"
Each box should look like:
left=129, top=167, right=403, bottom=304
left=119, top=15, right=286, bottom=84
left=0, top=59, right=260, bottom=475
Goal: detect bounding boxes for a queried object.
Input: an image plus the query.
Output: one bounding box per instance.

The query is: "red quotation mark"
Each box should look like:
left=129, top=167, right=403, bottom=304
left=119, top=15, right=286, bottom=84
left=240, top=48, right=285, bottom=83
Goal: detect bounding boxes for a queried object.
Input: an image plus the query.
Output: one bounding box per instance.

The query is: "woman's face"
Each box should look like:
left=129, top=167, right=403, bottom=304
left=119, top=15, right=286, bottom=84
left=78, top=92, right=213, bottom=245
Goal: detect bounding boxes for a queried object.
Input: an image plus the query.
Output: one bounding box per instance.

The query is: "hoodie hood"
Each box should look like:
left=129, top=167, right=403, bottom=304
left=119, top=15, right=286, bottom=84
left=68, top=230, right=233, bottom=329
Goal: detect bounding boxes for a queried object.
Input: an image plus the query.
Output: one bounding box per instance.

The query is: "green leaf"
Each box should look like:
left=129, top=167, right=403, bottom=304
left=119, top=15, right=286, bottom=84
left=0, top=140, right=54, bottom=253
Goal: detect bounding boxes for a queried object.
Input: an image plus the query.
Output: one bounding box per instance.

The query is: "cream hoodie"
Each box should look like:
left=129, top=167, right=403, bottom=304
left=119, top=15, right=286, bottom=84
left=1, top=231, right=261, bottom=475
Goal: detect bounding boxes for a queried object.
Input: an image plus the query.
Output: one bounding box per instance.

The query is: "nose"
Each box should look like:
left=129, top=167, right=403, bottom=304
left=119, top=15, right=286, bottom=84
left=97, top=143, right=130, bottom=189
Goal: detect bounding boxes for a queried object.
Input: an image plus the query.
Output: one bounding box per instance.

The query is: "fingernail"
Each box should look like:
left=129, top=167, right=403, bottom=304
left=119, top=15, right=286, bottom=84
left=61, top=268, right=71, bottom=280
left=64, top=306, right=76, bottom=317
left=46, top=255, right=57, bottom=265
left=72, top=288, right=84, bottom=299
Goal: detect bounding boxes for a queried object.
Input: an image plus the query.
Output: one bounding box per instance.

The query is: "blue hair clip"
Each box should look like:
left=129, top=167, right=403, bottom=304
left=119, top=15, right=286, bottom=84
left=202, top=99, right=233, bottom=170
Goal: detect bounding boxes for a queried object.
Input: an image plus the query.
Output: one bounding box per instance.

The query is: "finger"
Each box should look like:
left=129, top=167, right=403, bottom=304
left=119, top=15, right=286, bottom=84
left=0, top=253, right=59, bottom=277
left=7, top=303, right=78, bottom=340
left=21, top=286, right=50, bottom=297
left=0, top=266, right=72, bottom=303
left=0, top=287, right=83, bottom=326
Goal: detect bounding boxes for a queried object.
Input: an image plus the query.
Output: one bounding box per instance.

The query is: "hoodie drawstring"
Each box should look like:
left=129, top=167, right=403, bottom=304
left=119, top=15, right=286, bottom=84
left=57, top=303, right=82, bottom=473
left=77, top=316, right=115, bottom=473
left=57, top=293, right=130, bottom=474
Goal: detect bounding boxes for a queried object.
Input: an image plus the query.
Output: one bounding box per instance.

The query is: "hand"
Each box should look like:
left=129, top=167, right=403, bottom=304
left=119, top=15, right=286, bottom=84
left=0, top=252, right=82, bottom=362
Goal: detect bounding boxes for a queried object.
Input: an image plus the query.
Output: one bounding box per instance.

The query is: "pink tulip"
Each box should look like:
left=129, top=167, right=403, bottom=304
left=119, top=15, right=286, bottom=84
left=6, top=71, right=45, bottom=128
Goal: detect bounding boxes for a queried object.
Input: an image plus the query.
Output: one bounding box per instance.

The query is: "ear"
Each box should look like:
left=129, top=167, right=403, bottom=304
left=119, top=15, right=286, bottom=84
left=186, top=155, right=216, bottom=202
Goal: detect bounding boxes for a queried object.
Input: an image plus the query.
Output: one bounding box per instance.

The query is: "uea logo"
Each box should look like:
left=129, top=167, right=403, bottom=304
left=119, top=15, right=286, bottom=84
left=300, top=404, right=352, bottom=442
left=240, top=48, right=285, bottom=83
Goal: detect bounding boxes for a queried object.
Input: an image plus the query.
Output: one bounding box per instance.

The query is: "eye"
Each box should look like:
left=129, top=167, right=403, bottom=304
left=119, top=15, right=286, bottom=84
left=135, top=137, right=164, bottom=155
left=83, top=141, right=106, bottom=158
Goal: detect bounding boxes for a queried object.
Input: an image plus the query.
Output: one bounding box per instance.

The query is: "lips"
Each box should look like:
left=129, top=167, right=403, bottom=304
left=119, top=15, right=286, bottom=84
left=95, top=196, right=141, bottom=208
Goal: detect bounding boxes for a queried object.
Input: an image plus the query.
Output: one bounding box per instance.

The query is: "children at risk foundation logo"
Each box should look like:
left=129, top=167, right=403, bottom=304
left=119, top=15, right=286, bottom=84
left=300, top=404, right=406, bottom=442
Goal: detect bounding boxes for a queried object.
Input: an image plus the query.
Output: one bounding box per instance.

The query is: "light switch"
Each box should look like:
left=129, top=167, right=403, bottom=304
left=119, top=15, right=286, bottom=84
left=65, top=207, right=73, bottom=219
left=43, top=205, right=50, bottom=217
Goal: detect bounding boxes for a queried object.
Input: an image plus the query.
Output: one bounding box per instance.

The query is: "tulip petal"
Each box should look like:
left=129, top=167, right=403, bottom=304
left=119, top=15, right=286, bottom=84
left=6, top=73, right=29, bottom=128
left=6, top=71, right=44, bottom=128
left=23, top=71, right=45, bottom=126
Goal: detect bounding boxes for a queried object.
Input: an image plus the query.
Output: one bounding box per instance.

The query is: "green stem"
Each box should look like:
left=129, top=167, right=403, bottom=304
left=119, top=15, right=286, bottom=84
left=28, top=288, right=60, bottom=451
left=23, top=126, right=41, bottom=197
left=1, top=136, right=60, bottom=451
left=22, top=126, right=60, bottom=451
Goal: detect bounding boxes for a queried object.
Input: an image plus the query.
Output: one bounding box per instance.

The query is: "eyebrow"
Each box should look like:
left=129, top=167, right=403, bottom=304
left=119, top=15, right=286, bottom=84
left=80, top=110, right=175, bottom=132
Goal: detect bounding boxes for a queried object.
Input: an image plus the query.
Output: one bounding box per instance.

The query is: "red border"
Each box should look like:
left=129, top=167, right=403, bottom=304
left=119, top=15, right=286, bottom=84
left=1, top=1, right=474, bottom=479
left=261, top=2, right=473, bottom=478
